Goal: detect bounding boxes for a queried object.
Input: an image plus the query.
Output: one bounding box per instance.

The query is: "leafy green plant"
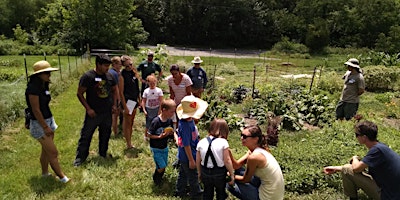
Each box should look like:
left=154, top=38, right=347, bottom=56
left=363, top=65, right=400, bottom=91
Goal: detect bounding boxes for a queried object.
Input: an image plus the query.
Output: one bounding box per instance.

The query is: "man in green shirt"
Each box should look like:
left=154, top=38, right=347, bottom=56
left=137, top=51, right=162, bottom=95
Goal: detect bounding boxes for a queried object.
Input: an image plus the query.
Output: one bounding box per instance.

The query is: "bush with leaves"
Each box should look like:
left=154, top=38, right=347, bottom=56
left=363, top=65, right=400, bottom=92
left=199, top=93, right=244, bottom=131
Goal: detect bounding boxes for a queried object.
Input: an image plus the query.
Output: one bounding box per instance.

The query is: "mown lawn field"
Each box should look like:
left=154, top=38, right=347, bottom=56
left=0, top=52, right=399, bottom=199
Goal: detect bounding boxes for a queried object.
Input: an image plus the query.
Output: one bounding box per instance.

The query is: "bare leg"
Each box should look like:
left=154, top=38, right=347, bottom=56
left=40, top=145, right=49, bottom=175
left=123, top=109, right=137, bottom=149
left=38, top=134, right=66, bottom=179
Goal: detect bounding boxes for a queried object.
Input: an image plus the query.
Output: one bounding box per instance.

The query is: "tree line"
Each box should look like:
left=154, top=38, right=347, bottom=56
left=1, top=0, right=400, bottom=54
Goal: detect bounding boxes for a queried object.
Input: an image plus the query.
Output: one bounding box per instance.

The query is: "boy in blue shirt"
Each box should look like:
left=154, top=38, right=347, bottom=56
left=174, top=95, right=208, bottom=198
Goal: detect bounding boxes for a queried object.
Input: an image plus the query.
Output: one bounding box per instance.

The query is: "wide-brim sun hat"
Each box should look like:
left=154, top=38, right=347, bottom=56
left=30, top=60, right=59, bottom=76
left=191, top=56, right=203, bottom=64
left=176, top=95, right=208, bottom=119
left=344, top=58, right=360, bottom=69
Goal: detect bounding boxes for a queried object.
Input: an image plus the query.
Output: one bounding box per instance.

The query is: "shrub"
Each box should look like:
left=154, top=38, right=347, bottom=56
left=272, top=37, right=309, bottom=55
left=363, top=65, right=400, bottom=91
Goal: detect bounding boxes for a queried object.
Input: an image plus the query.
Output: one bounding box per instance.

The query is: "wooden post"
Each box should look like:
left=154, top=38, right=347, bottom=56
left=309, top=66, right=317, bottom=93
left=58, top=52, right=62, bottom=80
left=252, top=65, right=256, bottom=98
left=24, top=54, right=28, bottom=83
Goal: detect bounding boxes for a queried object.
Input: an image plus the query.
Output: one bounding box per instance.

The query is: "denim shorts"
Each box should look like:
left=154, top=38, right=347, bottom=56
left=29, top=117, right=58, bottom=139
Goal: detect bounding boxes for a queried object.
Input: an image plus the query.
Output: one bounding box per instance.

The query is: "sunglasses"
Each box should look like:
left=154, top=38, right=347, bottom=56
left=355, top=132, right=363, bottom=137
left=241, top=134, right=257, bottom=139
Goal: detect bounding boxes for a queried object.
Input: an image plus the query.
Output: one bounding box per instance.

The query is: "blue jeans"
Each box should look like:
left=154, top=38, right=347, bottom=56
left=201, top=166, right=227, bottom=200
left=176, top=162, right=202, bottom=198
left=75, top=112, right=112, bottom=160
left=227, top=168, right=261, bottom=200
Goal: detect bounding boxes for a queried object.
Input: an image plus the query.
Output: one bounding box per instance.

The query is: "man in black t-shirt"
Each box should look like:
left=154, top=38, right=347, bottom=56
left=73, top=54, right=118, bottom=167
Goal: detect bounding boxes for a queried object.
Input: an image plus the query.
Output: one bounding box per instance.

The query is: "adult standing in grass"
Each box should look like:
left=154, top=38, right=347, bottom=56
left=228, top=125, right=284, bottom=200
left=109, top=56, right=123, bottom=137
left=120, top=55, right=141, bottom=149
left=336, top=58, right=365, bottom=120
left=196, top=118, right=235, bottom=200
left=74, top=54, right=118, bottom=166
left=25, top=60, right=69, bottom=183
left=137, top=51, right=162, bottom=95
left=187, top=56, right=208, bottom=98
left=323, top=121, right=400, bottom=200
left=167, top=64, right=192, bottom=129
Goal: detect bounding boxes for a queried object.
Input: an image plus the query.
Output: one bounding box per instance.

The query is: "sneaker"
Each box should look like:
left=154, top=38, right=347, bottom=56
left=60, top=176, right=70, bottom=183
left=73, top=158, right=83, bottom=167
left=41, top=173, right=52, bottom=177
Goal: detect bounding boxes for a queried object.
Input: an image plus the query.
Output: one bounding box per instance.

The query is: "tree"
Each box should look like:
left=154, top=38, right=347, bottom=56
left=36, top=0, right=148, bottom=51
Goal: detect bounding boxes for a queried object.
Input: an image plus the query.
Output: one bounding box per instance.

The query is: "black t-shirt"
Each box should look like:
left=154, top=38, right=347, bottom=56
left=149, top=116, right=173, bottom=149
left=79, top=69, right=116, bottom=114
left=121, top=69, right=140, bottom=101
left=25, top=78, right=52, bottom=120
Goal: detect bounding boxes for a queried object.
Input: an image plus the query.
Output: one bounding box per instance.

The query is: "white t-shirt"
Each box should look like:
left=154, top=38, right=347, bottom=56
left=142, top=87, right=163, bottom=109
left=196, top=136, right=229, bottom=168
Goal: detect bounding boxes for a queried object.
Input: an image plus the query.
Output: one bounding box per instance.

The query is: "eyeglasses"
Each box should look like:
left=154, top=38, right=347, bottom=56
left=355, top=133, right=363, bottom=137
left=241, top=134, right=257, bottom=139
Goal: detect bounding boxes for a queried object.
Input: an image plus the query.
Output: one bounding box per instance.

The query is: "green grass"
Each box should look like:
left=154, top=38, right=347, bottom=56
left=1, top=53, right=400, bottom=199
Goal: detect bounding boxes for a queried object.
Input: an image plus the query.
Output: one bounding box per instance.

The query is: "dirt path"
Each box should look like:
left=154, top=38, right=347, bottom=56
left=140, top=45, right=280, bottom=60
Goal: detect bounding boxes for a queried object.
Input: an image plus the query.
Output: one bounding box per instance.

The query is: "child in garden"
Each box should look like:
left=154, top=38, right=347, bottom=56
left=147, top=99, right=176, bottom=185
left=142, top=74, right=164, bottom=141
left=174, top=95, right=208, bottom=199
left=196, top=118, right=235, bottom=200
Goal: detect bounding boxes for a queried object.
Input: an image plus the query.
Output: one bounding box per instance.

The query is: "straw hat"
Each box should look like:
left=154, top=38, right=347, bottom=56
left=30, top=61, right=59, bottom=76
left=191, top=56, right=203, bottom=64
left=344, top=58, right=360, bottom=69
left=176, top=95, right=208, bottom=119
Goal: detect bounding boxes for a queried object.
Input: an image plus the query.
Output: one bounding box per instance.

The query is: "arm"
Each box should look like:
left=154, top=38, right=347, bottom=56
left=223, top=148, right=235, bottom=185
left=157, top=96, right=163, bottom=115
left=111, top=85, right=118, bottom=113
left=196, top=151, right=202, bottom=181
left=169, top=85, right=175, bottom=100
left=358, top=88, right=365, bottom=95
left=185, top=86, right=192, bottom=96
left=119, top=76, right=128, bottom=113
left=351, top=156, right=368, bottom=173
left=234, top=154, right=259, bottom=183
left=184, top=145, right=196, bottom=169
left=229, top=149, right=250, bottom=170
left=28, top=95, right=53, bottom=136
left=142, top=97, right=147, bottom=116
left=77, top=86, right=96, bottom=118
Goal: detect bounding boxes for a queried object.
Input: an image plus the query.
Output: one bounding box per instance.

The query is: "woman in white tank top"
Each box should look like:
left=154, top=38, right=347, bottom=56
left=228, top=125, right=284, bottom=200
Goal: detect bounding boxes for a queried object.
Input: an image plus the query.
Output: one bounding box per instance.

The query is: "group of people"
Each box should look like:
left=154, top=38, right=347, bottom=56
left=25, top=54, right=400, bottom=200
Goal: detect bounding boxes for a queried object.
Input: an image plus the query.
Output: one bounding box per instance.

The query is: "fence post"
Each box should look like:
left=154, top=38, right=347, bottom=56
left=44, top=52, right=46, bottom=61
left=58, top=52, right=62, bottom=80
left=309, top=66, right=317, bottom=93
left=24, top=54, right=28, bottom=83
left=68, top=50, right=71, bottom=75
left=252, top=65, right=256, bottom=98
left=212, top=64, right=217, bottom=90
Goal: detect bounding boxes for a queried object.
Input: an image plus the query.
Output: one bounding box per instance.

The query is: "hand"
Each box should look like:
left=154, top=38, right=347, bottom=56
left=43, top=126, right=54, bottom=137
left=86, top=108, right=96, bottom=118
left=228, top=176, right=235, bottom=186
left=189, top=160, right=196, bottom=169
left=112, top=105, right=118, bottom=114
left=323, top=166, right=340, bottom=175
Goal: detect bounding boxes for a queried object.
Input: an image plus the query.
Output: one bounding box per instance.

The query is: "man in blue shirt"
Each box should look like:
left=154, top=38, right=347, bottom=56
left=324, top=121, right=400, bottom=200
left=187, top=56, right=208, bottom=98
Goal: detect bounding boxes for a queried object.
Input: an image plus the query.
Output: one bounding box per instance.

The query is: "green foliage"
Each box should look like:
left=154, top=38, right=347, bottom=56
left=362, top=51, right=400, bottom=67
left=271, top=37, right=309, bottom=54
left=363, top=65, right=400, bottom=91
left=316, top=71, right=343, bottom=94
left=244, top=90, right=336, bottom=130
left=305, top=18, right=330, bottom=53
left=200, top=93, right=244, bottom=131
left=12, top=24, right=29, bottom=44
left=36, top=0, right=148, bottom=50
left=375, top=25, right=400, bottom=54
